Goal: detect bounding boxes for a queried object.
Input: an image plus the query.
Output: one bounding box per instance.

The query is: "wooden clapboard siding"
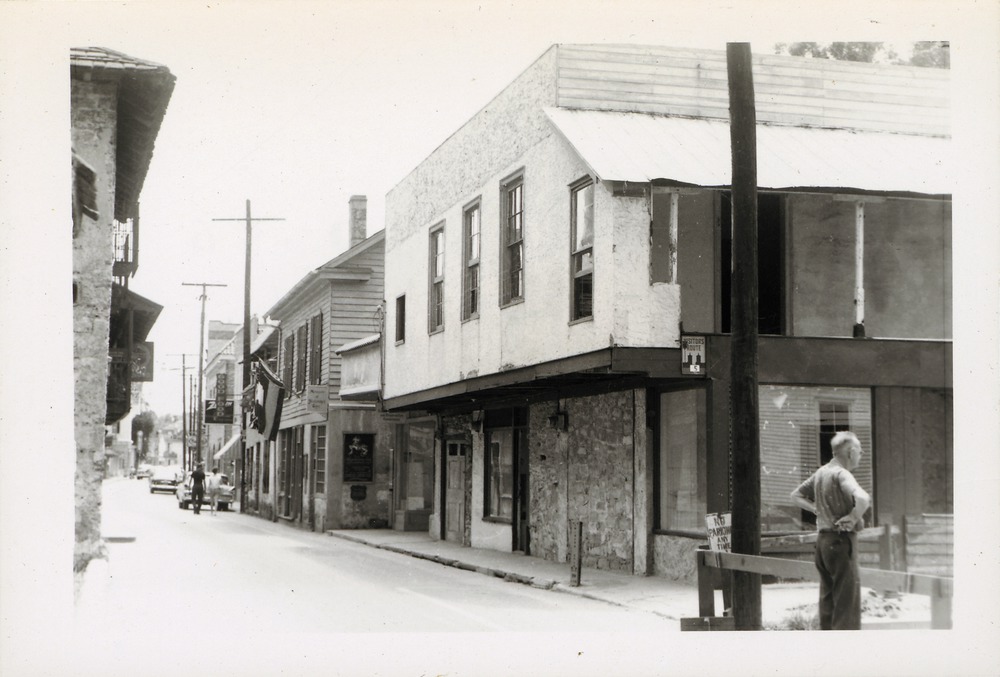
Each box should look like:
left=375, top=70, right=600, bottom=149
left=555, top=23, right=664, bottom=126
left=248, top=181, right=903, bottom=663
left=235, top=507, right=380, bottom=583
left=276, top=283, right=329, bottom=423
left=874, top=387, right=951, bottom=526
left=555, top=44, right=949, bottom=137
left=903, top=514, right=953, bottom=576
left=327, top=239, right=385, bottom=394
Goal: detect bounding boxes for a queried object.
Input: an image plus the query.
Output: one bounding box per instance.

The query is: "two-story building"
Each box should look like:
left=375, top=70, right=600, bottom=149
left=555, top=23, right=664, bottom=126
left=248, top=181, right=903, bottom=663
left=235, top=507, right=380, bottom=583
left=72, top=46, right=175, bottom=579
left=245, top=197, right=394, bottom=531
left=379, top=44, right=951, bottom=582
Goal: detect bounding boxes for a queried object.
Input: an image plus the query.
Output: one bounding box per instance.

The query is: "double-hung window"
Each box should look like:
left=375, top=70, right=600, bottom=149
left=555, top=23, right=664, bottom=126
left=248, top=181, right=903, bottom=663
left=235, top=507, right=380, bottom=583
left=313, top=424, right=326, bottom=494
left=501, top=173, right=524, bottom=305
left=462, top=200, right=481, bottom=320
left=428, top=224, right=445, bottom=333
left=395, top=295, right=406, bottom=344
left=570, top=178, right=594, bottom=321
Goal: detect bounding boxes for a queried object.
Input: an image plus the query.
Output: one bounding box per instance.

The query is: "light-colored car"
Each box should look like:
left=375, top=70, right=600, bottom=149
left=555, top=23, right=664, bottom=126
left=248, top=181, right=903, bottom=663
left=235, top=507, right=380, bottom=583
left=176, top=474, right=235, bottom=511
left=148, top=466, right=184, bottom=494
left=135, top=465, right=153, bottom=480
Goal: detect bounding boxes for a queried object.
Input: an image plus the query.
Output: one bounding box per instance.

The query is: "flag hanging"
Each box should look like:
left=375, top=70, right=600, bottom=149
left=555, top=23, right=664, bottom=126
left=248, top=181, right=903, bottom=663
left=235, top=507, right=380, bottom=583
left=251, top=360, right=285, bottom=442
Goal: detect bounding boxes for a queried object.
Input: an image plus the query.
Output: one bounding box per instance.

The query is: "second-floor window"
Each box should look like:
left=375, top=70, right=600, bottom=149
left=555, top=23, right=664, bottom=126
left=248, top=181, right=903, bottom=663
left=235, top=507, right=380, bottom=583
left=395, top=295, right=406, bottom=344
left=429, top=224, right=445, bottom=333
left=501, top=173, right=524, bottom=306
left=462, top=201, right=481, bottom=321
left=309, top=313, right=323, bottom=384
left=570, top=178, right=594, bottom=321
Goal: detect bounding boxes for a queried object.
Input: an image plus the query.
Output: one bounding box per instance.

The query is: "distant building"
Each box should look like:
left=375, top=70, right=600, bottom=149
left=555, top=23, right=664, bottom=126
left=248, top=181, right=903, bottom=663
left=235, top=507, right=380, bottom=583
left=246, top=197, right=393, bottom=531
left=378, top=45, right=951, bottom=581
left=72, top=47, right=174, bottom=581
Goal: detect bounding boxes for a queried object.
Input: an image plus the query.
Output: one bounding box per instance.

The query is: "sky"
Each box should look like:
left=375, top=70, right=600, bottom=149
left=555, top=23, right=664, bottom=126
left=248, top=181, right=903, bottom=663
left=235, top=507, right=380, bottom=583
left=6, top=0, right=993, bottom=420
left=1, top=1, right=999, bottom=672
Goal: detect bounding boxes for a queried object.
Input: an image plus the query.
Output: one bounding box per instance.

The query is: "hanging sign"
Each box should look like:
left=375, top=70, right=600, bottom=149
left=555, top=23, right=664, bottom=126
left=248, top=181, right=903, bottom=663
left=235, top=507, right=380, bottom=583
left=204, top=399, right=235, bottom=424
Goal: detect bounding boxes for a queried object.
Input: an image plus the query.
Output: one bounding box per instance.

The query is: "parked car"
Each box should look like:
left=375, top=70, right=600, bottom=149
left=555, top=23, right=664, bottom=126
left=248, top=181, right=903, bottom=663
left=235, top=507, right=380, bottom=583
left=135, top=465, right=153, bottom=480
left=175, top=474, right=235, bottom=511
left=148, top=466, right=183, bottom=494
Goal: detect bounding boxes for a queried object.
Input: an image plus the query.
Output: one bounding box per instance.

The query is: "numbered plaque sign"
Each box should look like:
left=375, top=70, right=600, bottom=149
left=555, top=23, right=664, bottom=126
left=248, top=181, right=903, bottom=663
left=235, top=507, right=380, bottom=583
left=681, top=335, right=707, bottom=376
left=343, top=433, right=375, bottom=482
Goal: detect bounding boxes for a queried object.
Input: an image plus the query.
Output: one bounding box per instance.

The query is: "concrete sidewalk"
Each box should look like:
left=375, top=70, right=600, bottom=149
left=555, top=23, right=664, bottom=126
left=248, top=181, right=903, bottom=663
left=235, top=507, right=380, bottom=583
left=327, top=529, right=811, bottom=627
left=326, top=529, right=932, bottom=629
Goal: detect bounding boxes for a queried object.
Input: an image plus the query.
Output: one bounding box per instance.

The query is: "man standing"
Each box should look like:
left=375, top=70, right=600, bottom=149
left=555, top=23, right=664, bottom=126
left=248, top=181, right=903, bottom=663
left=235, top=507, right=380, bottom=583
left=206, top=466, right=223, bottom=515
left=191, top=462, right=207, bottom=515
left=791, top=431, right=871, bottom=630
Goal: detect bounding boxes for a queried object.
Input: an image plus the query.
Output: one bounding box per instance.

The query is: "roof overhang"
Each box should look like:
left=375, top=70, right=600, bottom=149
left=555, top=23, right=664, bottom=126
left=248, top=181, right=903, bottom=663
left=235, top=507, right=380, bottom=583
left=544, top=108, right=951, bottom=196
left=382, top=348, right=686, bottom=413
left=111, top=283, right=163, bottom=340
left=71, top=47, right=176, bottom=221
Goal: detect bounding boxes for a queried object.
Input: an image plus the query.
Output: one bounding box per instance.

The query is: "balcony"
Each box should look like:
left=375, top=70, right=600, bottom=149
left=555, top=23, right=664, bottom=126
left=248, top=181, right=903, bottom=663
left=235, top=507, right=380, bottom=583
left=112, top=215, right=139, bottom=283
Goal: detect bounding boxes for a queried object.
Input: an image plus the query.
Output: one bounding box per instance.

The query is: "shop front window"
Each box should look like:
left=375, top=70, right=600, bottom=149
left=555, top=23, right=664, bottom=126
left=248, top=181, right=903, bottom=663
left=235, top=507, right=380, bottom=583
left=658, top=388, right=707, bottom=530
left=760, top=385, right=873, bottom=531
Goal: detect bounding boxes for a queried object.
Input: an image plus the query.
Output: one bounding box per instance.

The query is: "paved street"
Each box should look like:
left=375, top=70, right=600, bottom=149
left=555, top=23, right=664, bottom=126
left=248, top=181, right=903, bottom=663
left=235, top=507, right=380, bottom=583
left=67, top=479, right=683, bottom=676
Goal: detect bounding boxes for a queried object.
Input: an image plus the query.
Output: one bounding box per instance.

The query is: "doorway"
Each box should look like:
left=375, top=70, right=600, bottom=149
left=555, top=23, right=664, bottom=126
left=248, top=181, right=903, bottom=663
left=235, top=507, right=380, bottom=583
left=444, top=442, right=467, bottom=544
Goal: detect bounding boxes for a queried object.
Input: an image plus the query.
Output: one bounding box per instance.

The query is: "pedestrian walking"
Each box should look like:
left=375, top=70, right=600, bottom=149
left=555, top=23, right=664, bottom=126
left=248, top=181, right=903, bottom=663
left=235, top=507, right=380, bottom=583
left=190, top=462, right=206, bottom=515
left=206, top=466, right=223, bottom=515
left=791, top=431, right=871, bottom=630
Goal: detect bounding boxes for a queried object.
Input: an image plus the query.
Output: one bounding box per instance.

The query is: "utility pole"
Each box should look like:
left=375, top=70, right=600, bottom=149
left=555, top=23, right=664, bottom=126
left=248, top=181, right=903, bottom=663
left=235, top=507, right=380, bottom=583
left=727, top=42, right=762, bottom=631
left=182, top=282, right=227, bottom=467
left=166, top=354, right=195, bottom=471
left=213, top=200, right=284, bottom=513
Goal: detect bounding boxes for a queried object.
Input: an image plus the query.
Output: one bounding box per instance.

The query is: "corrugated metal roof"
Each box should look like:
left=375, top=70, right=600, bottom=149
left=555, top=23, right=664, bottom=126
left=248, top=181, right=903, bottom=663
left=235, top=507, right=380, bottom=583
left=544, top=108, right=950, bottom=195
left=336, top=333, right=381, bottom=354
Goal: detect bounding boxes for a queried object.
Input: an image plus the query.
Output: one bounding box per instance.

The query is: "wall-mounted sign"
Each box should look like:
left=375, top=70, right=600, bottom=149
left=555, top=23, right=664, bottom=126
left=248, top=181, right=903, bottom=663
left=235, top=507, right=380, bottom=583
left=205, top=399, right=235, bottom=424
left=705, top=511, right=732, bottom=552
left=306, top=384, right=329, bottom=414
left=343, top=433, right=374, bottom=482
left=681, top=335, right=707, bottom=376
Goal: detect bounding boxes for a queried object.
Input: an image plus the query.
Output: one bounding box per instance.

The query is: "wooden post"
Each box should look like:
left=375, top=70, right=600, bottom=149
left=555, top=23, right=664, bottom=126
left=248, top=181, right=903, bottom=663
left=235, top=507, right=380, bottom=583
left=726, top=42, right=762, bottom=631
left=569, top=521, right=583, bottom=587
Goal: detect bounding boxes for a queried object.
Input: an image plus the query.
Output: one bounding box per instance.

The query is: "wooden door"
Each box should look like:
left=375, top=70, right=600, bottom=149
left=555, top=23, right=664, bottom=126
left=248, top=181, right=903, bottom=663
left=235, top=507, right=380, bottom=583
left=445, top=443, right=466, bottom=543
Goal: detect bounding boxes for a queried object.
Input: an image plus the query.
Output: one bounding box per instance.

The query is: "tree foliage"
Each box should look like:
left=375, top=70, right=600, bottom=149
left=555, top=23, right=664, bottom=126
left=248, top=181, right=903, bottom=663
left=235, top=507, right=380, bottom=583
left=773, top=41, right=949, bottom=69
left=131, top=410, right=158, bottom=459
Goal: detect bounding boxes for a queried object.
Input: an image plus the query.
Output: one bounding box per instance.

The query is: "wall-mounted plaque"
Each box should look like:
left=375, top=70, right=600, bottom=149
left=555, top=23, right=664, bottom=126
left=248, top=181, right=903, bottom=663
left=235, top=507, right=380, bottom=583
left=343, top=433, right=374, bottom=482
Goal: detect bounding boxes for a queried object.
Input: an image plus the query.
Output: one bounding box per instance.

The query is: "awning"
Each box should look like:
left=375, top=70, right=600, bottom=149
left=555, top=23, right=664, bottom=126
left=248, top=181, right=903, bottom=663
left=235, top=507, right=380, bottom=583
left=544, top=108, right=951, bottom=195
left=213, top=433, right=242, bottom=460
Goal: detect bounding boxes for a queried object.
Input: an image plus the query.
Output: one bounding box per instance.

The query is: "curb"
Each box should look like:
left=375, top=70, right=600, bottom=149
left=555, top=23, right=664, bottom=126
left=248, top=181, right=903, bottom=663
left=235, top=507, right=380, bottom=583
left=328, top=530, right=560, bottom=590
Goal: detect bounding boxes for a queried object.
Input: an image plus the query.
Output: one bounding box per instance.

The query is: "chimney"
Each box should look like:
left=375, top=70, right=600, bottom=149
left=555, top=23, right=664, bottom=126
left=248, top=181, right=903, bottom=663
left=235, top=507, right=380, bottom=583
left=349, top=195, right=367, bottom=248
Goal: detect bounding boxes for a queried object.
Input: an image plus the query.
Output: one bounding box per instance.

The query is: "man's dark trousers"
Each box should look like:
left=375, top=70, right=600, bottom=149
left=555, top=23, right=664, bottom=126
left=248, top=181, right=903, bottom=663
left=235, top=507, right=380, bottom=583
left=192, top=486, right=204, bottom=514
left=815, top=531, right=861, bottom=630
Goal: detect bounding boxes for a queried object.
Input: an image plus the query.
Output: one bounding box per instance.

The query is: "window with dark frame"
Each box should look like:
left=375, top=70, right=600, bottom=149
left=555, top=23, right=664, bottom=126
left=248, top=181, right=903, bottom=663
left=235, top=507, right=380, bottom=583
left=570, top=178, right=594, bottom=321
left=428, top=224, right=445, bottom=332
left=295, top=324, right=308, bottom=392
left=395, top=295, right=406, bottom=343
left=309, top=312, right=323, bottom=385
left=462, top=201, right=481, bottom=320
left=313, top=425, right=326, bottom=494
left=501, top=174, right=524, bottom=305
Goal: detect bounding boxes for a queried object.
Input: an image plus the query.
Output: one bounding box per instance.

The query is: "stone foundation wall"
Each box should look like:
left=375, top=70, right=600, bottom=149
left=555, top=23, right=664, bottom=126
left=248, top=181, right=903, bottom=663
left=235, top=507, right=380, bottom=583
left=652, top=534, right=705, bottom=585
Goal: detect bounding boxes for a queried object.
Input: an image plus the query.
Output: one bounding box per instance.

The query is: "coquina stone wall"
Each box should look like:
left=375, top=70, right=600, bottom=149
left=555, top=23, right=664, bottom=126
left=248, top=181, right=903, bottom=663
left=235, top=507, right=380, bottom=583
left=529, top=390, right=636, bottom=571
left=71, top=78, right=118, bottom=581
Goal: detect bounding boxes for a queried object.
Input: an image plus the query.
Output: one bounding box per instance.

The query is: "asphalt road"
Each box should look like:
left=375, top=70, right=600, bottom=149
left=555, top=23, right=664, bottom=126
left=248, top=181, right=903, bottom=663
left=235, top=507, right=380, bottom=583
left=66, top=478, right=680, bottom=676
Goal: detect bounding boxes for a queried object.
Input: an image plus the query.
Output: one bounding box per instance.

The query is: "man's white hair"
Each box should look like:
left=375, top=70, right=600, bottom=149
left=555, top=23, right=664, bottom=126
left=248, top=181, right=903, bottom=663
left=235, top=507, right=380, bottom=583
left=830, top=430, right=860, bottom=455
